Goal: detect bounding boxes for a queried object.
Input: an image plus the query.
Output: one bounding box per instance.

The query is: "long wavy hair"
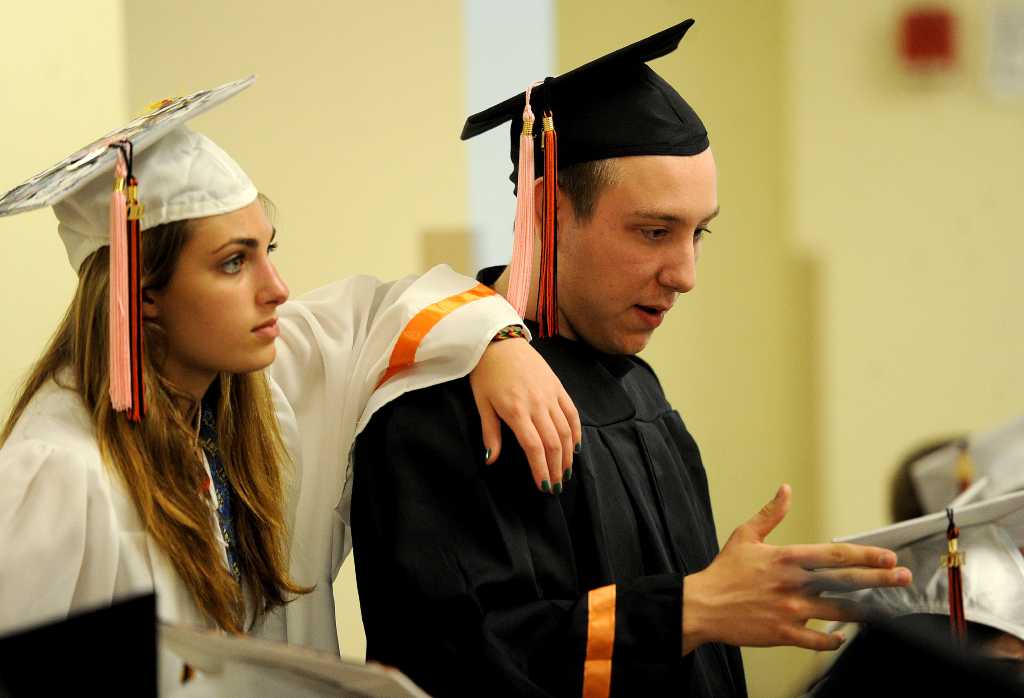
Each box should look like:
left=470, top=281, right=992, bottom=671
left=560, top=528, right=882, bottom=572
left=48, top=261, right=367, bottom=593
left=2, top=207, right=307, bottom=632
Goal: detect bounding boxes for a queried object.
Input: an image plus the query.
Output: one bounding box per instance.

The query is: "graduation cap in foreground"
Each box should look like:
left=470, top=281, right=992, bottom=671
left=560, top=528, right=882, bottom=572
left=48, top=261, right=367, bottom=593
left=912, top=415, right=1024, bottom=513
left=461, top=20, right=709, bottom=336
left=833, top=490, right=1024, bottom=646
left=0, top=76, right=256, bottom=422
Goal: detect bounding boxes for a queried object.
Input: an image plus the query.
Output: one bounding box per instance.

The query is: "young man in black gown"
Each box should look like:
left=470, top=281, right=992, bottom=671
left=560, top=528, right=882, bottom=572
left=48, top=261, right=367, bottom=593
left=352, top=20, right=910, bottom=697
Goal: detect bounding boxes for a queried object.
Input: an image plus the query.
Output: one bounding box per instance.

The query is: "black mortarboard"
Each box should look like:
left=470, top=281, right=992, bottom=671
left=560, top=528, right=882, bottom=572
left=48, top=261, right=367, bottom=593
left=460, top=19, right=708, bottom=186
left=460, top=21, right=709, bottom=338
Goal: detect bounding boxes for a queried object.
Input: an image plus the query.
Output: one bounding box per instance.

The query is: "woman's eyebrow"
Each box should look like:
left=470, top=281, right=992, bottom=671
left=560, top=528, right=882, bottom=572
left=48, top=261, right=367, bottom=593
left=212, top=227, right=276, bottom=254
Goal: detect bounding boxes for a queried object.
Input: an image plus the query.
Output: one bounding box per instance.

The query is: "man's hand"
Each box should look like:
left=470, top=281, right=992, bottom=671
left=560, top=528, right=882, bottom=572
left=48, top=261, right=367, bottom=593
left=682, top=484, right=912, bottom=654
left=469, top=337, right=582, bottom=492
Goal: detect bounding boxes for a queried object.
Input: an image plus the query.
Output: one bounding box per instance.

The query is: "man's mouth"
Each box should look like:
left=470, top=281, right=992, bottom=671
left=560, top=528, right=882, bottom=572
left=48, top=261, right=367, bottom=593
left=633, top=304, right=669, bottom=328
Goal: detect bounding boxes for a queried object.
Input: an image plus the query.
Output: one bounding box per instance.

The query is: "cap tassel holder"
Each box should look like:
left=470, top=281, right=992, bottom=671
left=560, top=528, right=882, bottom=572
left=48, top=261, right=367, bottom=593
left=537, top=103, right=559, bottom=338
left=108, top=141, right=145, bottom=422
left=108, top=146, right=132, bottom=413
left=954, top=439, right=973, bottom=493
left=942, top=507, right=967, bottom=644
left=508, top=83, right=541, bottom=318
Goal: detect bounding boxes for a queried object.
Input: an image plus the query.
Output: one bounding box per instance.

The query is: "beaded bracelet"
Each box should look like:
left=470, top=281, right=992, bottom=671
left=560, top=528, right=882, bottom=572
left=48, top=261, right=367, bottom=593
left=492, top=324, right=529, bottom=342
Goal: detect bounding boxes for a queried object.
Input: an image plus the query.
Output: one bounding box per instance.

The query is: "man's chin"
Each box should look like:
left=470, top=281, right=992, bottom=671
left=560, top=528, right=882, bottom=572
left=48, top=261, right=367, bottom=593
left=592, top=329, right=653, bottom=356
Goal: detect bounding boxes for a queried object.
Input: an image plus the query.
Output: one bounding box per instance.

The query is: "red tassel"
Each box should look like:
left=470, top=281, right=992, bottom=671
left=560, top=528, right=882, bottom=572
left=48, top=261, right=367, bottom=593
left=537, top=111, right=559, bottom=338
left=943, top=508, right=967, bottom=644
left=126, top=173, right=146, bottom=422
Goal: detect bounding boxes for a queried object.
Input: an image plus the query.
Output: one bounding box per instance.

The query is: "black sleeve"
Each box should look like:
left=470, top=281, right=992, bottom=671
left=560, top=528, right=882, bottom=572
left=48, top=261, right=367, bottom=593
left=351, top=378, right=688, bottom=698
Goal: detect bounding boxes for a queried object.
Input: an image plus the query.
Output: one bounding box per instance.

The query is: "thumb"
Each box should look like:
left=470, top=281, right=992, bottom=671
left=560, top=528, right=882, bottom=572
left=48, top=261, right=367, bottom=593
left=743, top=484, right=791, bottom=542
left=475, top=396, right=502, bottom=465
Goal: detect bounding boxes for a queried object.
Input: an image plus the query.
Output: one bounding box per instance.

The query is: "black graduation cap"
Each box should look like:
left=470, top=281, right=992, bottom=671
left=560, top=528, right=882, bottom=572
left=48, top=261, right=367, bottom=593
left=460, top=19, right=709, bottom=185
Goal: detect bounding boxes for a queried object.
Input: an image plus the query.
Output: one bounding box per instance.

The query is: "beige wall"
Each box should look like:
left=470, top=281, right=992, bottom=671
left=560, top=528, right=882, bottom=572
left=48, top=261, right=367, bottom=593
left=0, top=1, right=127, bottom=412
left=789, top=0, right=1024, bottom=537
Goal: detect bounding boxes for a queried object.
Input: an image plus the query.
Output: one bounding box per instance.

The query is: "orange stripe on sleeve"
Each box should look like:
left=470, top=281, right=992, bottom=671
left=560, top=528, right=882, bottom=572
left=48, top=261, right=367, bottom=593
left=583, top=584, right=616, bottom=698
left=375, top=283, right=496, bottom=389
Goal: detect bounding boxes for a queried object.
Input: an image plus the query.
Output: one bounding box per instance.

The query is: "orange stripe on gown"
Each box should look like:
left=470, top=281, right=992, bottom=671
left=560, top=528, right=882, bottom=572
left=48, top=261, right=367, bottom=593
left=375, top=283, right=496, bottom=389
left=583, top=585, right=616, bottom=698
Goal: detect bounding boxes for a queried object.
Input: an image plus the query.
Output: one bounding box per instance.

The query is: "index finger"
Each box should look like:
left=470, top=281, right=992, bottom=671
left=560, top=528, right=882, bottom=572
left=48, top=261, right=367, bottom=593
left=778, top=543, right=898, bottom=570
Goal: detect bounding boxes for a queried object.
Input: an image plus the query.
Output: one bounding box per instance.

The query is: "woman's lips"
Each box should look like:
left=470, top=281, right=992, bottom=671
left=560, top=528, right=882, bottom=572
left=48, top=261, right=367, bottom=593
left=252, top=318, right=279, bottom=339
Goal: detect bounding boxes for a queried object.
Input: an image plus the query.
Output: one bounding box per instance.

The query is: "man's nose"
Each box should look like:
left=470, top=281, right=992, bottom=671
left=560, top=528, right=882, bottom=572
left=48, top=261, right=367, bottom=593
left=659, top=237, right=697, bottom=294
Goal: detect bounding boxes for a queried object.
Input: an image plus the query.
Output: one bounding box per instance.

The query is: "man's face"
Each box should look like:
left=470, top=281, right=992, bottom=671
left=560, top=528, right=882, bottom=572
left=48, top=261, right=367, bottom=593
left=555, top=150, right=718, bottom=355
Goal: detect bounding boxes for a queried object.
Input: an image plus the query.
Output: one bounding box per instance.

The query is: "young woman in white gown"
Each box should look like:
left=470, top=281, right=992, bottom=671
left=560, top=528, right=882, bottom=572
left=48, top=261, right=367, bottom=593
left=0, top=78, right=579, bottom=691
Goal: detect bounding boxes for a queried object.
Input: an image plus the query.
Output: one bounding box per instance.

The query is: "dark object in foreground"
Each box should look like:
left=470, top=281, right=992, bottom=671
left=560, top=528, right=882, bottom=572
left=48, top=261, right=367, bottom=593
left=809, top=616, right=1024, bottom=696
left=0, top=593, right=156, bottom=697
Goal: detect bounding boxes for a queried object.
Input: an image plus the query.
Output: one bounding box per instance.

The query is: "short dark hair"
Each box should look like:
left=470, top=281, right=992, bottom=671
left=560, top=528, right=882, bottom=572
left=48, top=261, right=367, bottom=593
left=557, top=159, right=618, bottom=222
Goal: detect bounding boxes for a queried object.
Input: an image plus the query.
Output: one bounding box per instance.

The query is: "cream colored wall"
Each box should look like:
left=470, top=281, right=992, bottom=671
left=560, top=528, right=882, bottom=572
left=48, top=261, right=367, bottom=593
left=0, top=1, right=127, bottom=412
left=556, top=2, right=821, bottom=696
left=789, top=0, right=1024, bottom=537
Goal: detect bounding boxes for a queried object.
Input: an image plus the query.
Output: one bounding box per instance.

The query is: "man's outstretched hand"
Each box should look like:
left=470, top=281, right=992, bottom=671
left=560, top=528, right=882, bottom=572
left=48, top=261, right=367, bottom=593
left=682, top=484, right=912, bottom=654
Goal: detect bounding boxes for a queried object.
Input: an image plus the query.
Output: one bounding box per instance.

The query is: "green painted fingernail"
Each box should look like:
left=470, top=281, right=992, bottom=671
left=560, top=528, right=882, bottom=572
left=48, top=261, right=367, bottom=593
left=565, top=468, right=573, bottom=482
left=483, top=447, right=492, bottom=462
left=553, top=482, right=563, bottom=495
left=541, top=480, right=551, bottom=492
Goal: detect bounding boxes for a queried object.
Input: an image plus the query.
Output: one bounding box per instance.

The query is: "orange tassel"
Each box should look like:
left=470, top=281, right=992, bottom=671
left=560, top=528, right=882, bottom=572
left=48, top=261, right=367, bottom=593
left=537, top=110, right=558, bottom=338
left=943, top=508, right=967, bottom=644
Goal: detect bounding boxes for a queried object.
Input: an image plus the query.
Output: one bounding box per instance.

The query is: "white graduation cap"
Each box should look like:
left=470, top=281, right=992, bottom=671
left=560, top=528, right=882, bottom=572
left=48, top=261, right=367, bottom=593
left=834, top=490, right=1024, bottom=642
left=0, top=76, right=257, bottom=421
left=911, top=416, right=1024, bottom=514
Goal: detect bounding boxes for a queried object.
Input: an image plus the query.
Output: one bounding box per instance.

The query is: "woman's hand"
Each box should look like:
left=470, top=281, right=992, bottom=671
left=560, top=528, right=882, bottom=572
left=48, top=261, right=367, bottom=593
left=469, top=338, right=582, bottom=493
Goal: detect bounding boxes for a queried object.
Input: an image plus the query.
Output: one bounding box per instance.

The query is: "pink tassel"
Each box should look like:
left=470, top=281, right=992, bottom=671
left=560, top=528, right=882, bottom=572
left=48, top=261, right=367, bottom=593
left=108, top=150, right=132, bottom=412
left=507, top=82, right=542, bottom=318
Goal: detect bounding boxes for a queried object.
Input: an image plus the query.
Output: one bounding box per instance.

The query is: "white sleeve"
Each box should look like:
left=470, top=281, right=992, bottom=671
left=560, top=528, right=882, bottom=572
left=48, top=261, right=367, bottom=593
left=265, top=265, right=525, bottom=652
left=0, top=440, right=120, bottom=635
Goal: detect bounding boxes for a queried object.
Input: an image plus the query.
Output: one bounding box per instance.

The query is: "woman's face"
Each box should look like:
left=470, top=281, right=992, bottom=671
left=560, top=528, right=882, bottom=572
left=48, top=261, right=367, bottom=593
left=144, top=199, right=288, bottom=398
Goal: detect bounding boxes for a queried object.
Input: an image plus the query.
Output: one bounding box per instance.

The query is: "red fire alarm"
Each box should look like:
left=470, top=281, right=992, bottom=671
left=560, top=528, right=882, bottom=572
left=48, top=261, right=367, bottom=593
left=900, top=6, right=957, bottom=68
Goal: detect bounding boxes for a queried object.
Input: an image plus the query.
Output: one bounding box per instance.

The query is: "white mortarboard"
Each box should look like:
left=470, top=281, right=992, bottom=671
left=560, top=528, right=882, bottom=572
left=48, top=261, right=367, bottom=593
left=0, top=75, right=257, bottom=272
left=0, top=76, right=257, bottom=421
left=912, top=416, right=1024, bottom=513
left=834, top=490, right=1024, bottom=642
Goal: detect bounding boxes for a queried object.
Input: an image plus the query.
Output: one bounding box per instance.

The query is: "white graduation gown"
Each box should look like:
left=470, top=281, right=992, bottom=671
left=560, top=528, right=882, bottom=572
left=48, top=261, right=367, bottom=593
left=0, top=265, right=522, bottom=694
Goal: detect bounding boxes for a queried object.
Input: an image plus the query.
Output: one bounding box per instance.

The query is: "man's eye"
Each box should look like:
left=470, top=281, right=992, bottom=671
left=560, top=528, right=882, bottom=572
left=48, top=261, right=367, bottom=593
left=642, top=228, right=670, bottom=241
left=694, top=227, right=712, bottom=242
left=268, top=242, right=279, bottom=254
left=222, top=254, right=244, bottom=274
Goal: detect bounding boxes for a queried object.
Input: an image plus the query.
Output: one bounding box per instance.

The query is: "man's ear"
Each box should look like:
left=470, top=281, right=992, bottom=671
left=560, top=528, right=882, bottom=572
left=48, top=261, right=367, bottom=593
left=532, top=176, right=545, bottom=235
left=141, top=289, right=160, bottom=321
left=532, top=175, right=572, bottom=234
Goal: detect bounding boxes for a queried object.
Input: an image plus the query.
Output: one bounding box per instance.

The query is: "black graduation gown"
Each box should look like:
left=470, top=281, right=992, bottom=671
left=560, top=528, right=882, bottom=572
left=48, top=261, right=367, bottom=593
left=352, top=329, right=747, bottom=698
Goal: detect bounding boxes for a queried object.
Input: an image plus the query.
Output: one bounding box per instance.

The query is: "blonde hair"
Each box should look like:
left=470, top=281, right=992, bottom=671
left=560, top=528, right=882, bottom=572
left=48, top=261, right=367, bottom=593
left=2, top=214, right=307, bottom=632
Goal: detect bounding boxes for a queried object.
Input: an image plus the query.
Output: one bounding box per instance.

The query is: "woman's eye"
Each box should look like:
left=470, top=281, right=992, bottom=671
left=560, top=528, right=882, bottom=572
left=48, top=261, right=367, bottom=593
left=642, top=228, right=670, bottom=241
left=222, top=254, right=244, bottom=274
